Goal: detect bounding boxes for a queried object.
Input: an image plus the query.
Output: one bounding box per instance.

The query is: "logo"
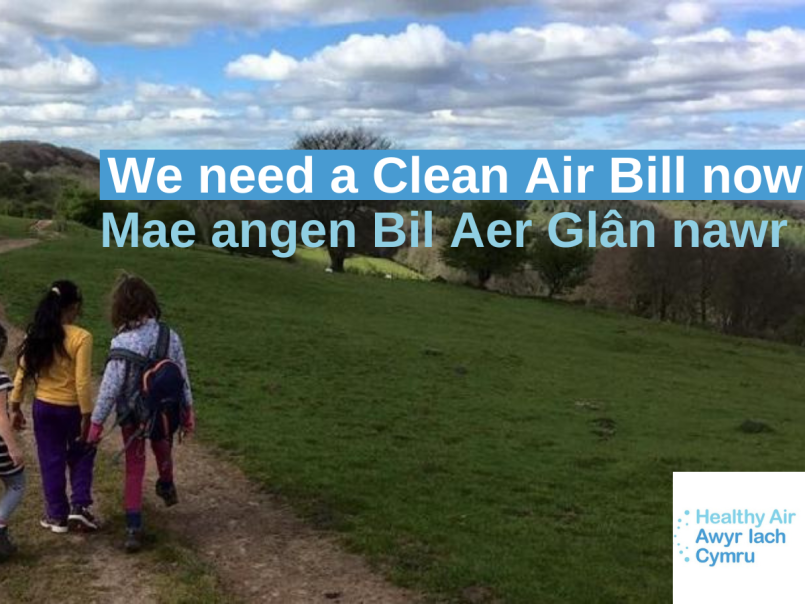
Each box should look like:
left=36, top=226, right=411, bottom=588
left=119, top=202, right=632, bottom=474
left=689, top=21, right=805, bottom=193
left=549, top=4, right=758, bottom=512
left=675, top=508, right=794, bottom=567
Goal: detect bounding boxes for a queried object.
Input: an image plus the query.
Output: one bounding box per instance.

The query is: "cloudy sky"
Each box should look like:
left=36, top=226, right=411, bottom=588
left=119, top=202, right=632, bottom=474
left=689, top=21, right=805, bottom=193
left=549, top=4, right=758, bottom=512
left=1, top=0, right=805, bottom=152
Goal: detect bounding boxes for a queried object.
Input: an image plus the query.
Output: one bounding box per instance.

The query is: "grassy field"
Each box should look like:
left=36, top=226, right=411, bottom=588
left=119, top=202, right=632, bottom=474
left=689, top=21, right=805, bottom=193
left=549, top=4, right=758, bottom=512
left=2, top=215, right=805, bottom=603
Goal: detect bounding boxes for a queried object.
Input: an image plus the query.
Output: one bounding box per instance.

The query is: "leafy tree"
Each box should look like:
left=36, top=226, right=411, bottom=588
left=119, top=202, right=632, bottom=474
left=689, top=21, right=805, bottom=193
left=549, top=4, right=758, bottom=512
left=0, top=165, right=29, bottom=201
left=147, top=201, right=198, bottom=234
left=283, top=128, right=396, bottom=272
left=63, top=186, right=134, bottom=230
left=530, top=231, right=594, bottom=298
left=440, top=200, right=530, bottom=288
left=0, top=200, right=25, bottom=217
left=22, top=201, right=55, bottom=219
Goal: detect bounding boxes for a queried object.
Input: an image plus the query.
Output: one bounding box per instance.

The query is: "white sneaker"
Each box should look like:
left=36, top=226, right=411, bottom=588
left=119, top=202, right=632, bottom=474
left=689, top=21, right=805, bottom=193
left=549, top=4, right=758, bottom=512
left=40, top=517, right=69, bottom=534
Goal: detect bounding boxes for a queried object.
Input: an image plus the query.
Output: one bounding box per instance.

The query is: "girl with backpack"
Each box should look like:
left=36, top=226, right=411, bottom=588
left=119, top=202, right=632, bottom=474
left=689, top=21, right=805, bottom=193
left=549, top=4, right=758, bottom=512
left=10, top=280, right=98, bottom=534
left=0, top=323, right=26, bottom=559
left=87, top=274, right=195, bottom=553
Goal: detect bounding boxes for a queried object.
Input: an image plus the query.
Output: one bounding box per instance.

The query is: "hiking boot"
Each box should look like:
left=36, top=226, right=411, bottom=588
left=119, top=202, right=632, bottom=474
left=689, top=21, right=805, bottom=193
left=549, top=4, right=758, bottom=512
left=155, top=481, right=178, bottom=507
left=68, top=506, right=100, bottom=532
left=124, top=528, right=143, bottom=554
left=0, top=526, right=17, bottom=560
left=40, top=517, right=69, bottom=534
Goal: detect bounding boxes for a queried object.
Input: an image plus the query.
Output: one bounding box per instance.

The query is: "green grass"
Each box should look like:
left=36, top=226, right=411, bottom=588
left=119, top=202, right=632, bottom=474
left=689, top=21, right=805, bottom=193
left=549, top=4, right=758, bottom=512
left=294, top=247, right=424, bottom=279
left=2, top=218, right=805, bottom=602
left=0, top=215, right=37, bottom=239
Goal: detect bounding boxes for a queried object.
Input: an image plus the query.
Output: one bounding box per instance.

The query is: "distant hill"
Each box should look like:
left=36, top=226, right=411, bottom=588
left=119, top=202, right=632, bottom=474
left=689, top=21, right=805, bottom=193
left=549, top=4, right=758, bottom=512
left=0, top=140, right=99, bottom=173
left=0, top=140, right=100, bottom=198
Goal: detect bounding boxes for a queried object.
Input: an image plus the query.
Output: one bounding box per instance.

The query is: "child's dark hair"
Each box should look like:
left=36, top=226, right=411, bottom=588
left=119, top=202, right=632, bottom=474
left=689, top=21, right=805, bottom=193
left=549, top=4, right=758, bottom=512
left=18, top=280, right=82, bottom=379
left=111, top=274, right=161, bottom=331
left=0, top=323, right=7, bottom=359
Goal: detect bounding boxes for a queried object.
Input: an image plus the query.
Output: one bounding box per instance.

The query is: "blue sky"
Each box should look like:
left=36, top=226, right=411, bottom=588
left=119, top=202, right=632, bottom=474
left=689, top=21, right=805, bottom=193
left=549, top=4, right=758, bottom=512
left=67, top=7, right=537, bottom=92
left=1, top=1, right=805, bottom=152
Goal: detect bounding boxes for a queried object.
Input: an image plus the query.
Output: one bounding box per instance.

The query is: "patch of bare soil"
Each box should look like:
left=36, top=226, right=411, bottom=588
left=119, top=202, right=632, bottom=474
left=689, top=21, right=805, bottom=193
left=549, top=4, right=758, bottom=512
left=0, top=238, right=39, bottom=254
left=166, top=441, right=419, bottom=603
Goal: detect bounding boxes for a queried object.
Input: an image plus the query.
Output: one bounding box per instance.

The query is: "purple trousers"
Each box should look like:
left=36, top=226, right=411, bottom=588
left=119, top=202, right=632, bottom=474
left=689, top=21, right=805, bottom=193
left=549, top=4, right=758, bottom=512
left=33, top=400, right=96, bottom=520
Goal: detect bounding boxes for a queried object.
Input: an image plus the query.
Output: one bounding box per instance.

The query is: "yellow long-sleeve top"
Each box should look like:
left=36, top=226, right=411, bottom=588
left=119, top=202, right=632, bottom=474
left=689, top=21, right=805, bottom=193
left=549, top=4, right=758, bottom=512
left=12, top=325, right=94, bottom=414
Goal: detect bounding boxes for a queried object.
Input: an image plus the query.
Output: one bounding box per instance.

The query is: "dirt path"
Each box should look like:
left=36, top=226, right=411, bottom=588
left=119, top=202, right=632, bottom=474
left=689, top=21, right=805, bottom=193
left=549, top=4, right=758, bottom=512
left=170, top=443, right=416, bottom=603
left=0, top=238, right=39, bottom=254
left=0, top=240, right=419, bottom=604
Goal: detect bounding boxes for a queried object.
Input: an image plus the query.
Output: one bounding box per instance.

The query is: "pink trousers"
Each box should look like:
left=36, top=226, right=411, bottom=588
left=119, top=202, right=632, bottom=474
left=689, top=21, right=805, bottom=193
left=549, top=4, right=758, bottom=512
left=121, top=424, right=173, bottom=512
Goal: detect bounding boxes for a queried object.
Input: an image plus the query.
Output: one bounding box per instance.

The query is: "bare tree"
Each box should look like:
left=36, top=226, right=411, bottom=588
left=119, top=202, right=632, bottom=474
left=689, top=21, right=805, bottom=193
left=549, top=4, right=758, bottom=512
left=284, top=128, right=396, bottom=272
left=292, top=128, right=394, bottom=152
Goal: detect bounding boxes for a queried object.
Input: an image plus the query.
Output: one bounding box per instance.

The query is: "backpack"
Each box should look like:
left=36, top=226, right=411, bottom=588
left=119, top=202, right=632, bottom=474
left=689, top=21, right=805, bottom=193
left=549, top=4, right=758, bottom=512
left=107, top=322, right=187, bottom=443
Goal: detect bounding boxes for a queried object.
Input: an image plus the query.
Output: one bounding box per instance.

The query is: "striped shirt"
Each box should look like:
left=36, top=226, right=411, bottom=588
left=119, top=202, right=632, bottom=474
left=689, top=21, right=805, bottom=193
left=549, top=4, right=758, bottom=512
left=0, top=368, right=23, bottom=476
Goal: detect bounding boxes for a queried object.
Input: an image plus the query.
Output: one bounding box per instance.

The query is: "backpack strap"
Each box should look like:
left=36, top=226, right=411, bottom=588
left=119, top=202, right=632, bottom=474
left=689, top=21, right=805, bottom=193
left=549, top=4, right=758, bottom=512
left=154, top=323, right=171, bottom=361
left=106, top=348, right=148, bottom=366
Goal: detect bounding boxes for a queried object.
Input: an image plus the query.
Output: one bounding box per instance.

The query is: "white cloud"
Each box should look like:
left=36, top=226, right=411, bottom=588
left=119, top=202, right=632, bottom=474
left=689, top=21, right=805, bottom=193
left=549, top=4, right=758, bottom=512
left=5, top=0, right=791, bottom=47
left=0, top=54, right=99, bottom=93
left=168, top=107, right=222, bottom=120
left=470, top=23, right=647, bottom=64
left=0, top=124, right=39, bottom=138
left=0, top=1, right=542, bottom=46
left=0, top=23, right=100, bottom=98
left=226, top=51, right=299, bottom=81
left=224, top=23, right=805, bottom=120
left=136, top=82, right=210, bottom=104
left=227, top=24, right=462, bottom=84
left=0, top=23, right=46, bottom=67
left=95, top=101, right=139, bottom=121
left=313, top=24, right=462, bottom=78
left=0, top=102, right=88, bottom=122
left=662, top=2, right=716, bottom=30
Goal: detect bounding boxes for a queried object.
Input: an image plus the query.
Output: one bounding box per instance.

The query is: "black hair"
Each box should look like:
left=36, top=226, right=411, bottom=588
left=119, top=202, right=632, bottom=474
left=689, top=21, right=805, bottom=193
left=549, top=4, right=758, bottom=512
left=0, top=323, right=7, bottom=359
left=18, top=280, right=82, bottom=380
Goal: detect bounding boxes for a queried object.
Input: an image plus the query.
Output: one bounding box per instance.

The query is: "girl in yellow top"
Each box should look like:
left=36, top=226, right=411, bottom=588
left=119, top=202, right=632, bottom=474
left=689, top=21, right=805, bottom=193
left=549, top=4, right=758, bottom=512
left=11, top=280, right=98, bottom=533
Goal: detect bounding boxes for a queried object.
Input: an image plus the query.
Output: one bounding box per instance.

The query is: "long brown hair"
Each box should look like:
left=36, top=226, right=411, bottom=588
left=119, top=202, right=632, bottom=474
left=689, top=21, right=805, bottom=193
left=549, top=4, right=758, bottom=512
left=110, top=274, right=161, bottom=331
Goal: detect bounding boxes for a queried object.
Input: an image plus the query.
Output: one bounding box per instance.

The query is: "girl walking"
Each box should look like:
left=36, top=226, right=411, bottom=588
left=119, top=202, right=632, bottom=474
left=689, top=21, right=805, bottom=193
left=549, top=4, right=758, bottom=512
left=88, top=274, right=194, bottom=552
left=0, top=323, right=26, bottom=559
left=10, top=280, right=98, bottom=533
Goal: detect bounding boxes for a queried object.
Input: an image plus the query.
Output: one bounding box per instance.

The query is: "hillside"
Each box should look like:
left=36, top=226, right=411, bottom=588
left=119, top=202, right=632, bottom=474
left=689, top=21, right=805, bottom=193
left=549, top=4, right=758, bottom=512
left=0, top=141, right=100, bottom=215
left=2, top=216, right=805, bottom=603
left=0, top=141, right=99, bottom=174
left=648, top=199, right=805, bottom=247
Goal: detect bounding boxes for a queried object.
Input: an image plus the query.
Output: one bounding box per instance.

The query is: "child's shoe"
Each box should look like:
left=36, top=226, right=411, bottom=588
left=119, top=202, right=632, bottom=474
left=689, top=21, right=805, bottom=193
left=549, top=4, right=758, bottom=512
left=39, top=517, right=68, bottom=534
left=155, top=481, right=178, bottom=507
left=68, top=506, right=100, bottom=532
left=124, top=528, right=143, bottom=553
left=0, top=526, right=17, bottom=560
